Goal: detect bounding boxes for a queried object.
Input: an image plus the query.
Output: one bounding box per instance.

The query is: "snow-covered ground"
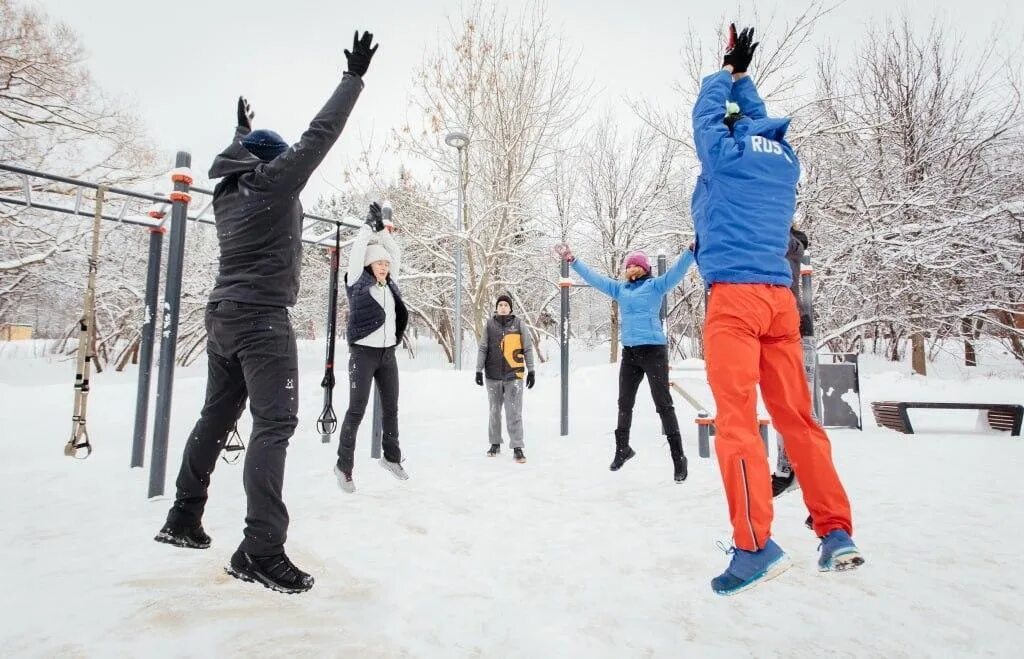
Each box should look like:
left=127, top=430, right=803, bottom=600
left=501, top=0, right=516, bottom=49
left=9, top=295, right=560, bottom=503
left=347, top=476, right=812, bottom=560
left=1, top=340, right=1022, bottom=657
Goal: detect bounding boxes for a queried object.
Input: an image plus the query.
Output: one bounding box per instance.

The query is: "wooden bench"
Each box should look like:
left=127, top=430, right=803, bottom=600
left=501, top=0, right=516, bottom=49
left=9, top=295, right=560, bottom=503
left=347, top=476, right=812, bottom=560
left=870, top=401, right=1023, bottom=436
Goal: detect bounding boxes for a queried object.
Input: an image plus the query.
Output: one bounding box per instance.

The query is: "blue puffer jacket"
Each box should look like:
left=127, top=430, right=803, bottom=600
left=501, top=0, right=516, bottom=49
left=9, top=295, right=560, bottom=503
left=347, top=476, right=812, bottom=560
left=690, top=71, right=800, bottom=286
left=571, top=251, right=694, bottom=347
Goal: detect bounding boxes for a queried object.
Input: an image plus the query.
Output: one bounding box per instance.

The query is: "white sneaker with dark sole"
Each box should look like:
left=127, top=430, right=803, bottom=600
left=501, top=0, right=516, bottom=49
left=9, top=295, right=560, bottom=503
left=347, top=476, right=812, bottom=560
left=334, top=465, right=355, bottom=493
left=379, top=457, right=409, bottom=480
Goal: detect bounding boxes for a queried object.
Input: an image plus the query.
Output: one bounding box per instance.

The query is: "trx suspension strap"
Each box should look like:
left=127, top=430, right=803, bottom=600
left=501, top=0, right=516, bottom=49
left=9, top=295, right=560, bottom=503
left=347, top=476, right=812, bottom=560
left=66, top=186, right=105, bottom=458
left=221, top=423, right=246, bottom=464
left=317, top=225, right=342, bottom=443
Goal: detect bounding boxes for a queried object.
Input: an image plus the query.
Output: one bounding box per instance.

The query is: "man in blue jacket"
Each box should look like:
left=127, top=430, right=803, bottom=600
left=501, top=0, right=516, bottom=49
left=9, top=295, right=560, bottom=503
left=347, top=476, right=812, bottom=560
left=691, top=25, right=863, bottom=596
left=556, top=245, right=694, bottom=482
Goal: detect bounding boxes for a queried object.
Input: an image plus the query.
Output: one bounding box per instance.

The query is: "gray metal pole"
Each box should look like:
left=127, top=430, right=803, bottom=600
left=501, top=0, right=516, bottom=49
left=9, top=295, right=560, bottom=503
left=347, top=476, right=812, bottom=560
left=131, top=226, right=165, bottom=468
left=658, top=252, right=667, bottom=327
left=148, top=153, right=192, bottom=498
left=802, top=248, right=822, bottom=421
left=370, top=385, right=383, bottom=459
left=454, top=147, right=464, bottom=370
left=560, top=259, right=570, bottom=436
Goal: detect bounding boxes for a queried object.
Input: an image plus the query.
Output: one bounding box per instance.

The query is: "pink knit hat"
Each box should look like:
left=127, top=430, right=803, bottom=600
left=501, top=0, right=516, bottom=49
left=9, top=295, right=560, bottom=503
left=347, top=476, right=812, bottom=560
left=623, top=251, right=651, bottom=273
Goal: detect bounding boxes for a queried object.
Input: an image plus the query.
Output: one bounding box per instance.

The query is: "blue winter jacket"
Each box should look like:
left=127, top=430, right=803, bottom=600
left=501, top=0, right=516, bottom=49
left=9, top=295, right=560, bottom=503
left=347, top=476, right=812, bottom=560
left=571, top=251, right=694, bottom=347
left=690, top=71, right=800, bottom=287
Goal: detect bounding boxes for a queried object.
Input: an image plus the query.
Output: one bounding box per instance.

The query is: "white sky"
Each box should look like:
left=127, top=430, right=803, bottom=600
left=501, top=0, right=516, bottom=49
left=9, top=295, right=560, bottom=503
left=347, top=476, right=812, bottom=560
left=29, top=0, right=1024, bottom=204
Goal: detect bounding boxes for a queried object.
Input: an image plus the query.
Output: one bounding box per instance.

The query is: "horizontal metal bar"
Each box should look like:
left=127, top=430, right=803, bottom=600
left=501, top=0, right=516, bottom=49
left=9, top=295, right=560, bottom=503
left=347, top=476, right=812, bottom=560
left=0, top=163, right=178, bottom=205
left=0, top=194, right=159, bottom=229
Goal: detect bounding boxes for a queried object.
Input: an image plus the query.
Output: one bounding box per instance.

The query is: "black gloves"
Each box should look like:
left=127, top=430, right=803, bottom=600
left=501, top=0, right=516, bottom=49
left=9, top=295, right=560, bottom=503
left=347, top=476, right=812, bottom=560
left=475, top=372, right=484, bottom=386
left=345, top=31, right=379, bottom=78
left=365, top=202, right=385, bottom=232
left=722, top=24, right=758, bottom=73
left=237, top=96, right=253, bottom=131
left=526, top=371, right=535, bottom=389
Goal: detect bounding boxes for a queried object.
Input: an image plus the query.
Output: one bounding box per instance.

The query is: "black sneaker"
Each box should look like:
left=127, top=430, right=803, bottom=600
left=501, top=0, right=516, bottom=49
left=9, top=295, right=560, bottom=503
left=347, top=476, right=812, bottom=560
left=513, top=447, right=526, bottom=463
left=771, top=472, right=796, bottom=497
left=673, top=456, right=688, bottom=483
left=154, top=522, right=211, bottom=549
left=609, top=447, right=636, bottom=471
left=805, top=515, right=814, bottom=531
left=487, top=444, right=500, bottom=457
left=225, top=549, right=314, bottom=594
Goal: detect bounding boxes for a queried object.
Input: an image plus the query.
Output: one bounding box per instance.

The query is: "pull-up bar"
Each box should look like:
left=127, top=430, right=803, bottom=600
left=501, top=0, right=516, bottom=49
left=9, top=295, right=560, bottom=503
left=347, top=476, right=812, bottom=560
left=0, top=158, right=362, bottom=497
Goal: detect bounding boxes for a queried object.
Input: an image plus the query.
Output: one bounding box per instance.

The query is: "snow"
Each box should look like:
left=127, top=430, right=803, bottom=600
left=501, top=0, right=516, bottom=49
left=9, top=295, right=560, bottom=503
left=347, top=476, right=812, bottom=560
left=1, top=341, right=1023, bottom=656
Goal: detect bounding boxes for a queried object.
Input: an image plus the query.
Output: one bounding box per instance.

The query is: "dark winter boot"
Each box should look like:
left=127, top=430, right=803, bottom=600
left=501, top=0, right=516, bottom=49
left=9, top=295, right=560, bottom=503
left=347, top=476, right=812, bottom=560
left=673, top=456, right=688, bottom=483
left=487, top=444, right=500, bottom=457
left=667, top=433, right=687, bottom=483
left=771, top=472, right=797, bottom=497
left=610, top=430, right=635, bottom=471
left=225, top=549, right=314, bottom=594
left=154, top=521, right=211, bottom=549
left=513, top=447, right=526, bottom=463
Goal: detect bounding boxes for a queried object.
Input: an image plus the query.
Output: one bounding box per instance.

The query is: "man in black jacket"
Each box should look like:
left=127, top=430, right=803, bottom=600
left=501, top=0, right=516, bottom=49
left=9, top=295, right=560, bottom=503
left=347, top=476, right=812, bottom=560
left=154, top=31, right=378, bottom=595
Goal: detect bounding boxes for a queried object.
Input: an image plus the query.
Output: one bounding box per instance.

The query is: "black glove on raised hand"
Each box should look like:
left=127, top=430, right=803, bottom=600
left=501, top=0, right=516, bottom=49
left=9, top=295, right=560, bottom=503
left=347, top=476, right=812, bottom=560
left=525, top=371, right=535, bottom=389
left=345, top=31, right=379, bottom=78
left=475, top=372, right=484, bottom=386
left=722, top=24, right=759, bottom=73
left=365, top=202, right=385, bottom=232
left=237, top=96, right=254, bottom=130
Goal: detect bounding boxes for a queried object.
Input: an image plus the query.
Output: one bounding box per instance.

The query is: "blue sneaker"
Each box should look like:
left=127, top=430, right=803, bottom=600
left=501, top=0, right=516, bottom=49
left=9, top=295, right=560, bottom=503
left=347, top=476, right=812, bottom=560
left=711, top=539, right=791, bottom=596
left=817, top=529, right=865, bottom=572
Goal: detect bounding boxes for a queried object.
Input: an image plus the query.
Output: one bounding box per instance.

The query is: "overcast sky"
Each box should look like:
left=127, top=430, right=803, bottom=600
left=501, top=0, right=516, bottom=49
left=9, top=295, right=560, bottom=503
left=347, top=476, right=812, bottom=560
left=30, top=0, right=1023, bottom=204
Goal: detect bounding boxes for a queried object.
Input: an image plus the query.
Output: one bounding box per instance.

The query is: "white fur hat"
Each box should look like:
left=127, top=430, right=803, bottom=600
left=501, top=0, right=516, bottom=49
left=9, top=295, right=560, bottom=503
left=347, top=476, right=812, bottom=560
left=364, top=243, right=391, bottom=267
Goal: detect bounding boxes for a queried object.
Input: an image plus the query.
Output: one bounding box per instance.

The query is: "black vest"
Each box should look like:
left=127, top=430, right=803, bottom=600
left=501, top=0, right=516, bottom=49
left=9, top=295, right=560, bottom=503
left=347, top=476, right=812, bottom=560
left=345, top=268, right=409, bottom=345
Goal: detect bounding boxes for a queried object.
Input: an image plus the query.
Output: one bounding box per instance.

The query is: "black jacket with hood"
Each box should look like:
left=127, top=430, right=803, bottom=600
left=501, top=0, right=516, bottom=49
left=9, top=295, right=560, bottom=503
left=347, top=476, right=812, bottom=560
left=207, top=73, right=363, bottom=308
left=786, top=227, right=814, bottom=337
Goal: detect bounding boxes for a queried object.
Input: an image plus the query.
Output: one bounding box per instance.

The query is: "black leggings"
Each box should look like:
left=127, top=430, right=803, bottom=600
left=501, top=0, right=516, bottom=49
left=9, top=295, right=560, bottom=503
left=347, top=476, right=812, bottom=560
left=337, top=345, right=400, bottom=471
left=616, top=345, right=682, bottom=457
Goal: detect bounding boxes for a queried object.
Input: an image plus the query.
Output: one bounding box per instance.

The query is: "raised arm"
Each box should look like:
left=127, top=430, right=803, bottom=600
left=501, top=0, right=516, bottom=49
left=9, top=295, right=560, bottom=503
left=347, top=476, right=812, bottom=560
left=377, top=227, right=401, bottom=278
left=651, top=249, right=696, bottom=295
left=730, top=75, right=767, bottom=120
left=260, top=32, right=377, bottom=190
left=570, top=257, right=622, bottom=300
left=692, top=70, right=734, bottom=167
left=345, top=224, right=373, bottom=285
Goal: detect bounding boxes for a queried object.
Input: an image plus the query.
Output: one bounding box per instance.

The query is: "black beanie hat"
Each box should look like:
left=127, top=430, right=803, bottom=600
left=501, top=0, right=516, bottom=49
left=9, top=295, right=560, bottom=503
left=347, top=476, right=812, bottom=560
left=495, top=294, right=513, bottom=311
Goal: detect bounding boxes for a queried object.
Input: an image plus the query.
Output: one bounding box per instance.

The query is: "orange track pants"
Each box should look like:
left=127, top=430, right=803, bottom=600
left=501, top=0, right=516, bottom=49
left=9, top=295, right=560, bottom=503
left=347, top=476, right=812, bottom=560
left=704, top=283, right=852, bottom=550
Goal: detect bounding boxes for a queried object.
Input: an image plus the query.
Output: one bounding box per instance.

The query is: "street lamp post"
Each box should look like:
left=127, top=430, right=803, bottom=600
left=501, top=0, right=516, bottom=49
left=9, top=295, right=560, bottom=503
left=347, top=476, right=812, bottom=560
left=445, top=129, right=470, bottom=370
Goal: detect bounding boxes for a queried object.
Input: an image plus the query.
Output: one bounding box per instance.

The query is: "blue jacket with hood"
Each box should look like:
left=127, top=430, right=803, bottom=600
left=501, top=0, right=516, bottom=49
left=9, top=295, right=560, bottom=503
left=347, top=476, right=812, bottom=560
left=571, top=251, right=694, bottom=347
left=690, top=71, right=800, bottom=287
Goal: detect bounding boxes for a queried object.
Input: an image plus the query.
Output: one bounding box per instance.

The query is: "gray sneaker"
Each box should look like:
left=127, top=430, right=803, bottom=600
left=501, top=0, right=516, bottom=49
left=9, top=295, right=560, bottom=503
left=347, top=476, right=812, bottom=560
left=334, top=464, right=355, bottom=493
left=379, top=457, right=409, bottom=480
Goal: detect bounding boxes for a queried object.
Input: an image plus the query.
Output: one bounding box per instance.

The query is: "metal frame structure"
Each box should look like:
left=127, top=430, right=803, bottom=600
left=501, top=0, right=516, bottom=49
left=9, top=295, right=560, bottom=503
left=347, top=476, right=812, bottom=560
left=0, top=158, right=363, bottom=497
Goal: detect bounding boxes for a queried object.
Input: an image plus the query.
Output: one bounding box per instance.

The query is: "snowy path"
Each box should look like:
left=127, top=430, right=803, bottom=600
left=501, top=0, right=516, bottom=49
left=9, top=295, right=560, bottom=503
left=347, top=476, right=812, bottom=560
left=1, top=348, right=1022, bottom=657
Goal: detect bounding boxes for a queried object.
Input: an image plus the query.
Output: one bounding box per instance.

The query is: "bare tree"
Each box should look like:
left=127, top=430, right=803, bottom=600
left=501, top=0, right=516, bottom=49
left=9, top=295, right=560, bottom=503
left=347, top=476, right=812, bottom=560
left=390, top=0, right=588, bottom=363
left=803, top=15, right=1024, bottom=370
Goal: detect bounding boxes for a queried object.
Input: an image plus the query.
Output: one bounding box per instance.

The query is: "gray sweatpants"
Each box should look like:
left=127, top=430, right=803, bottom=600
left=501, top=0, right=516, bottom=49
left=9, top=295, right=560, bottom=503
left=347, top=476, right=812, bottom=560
left=776, top=336, right=818, bottom=475
left=486, top=378, right=524, bottom=448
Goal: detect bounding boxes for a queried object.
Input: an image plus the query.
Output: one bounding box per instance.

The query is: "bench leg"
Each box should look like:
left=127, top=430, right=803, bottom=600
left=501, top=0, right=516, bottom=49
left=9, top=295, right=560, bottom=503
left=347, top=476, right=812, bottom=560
left=899, top=406, right=914, bottom=434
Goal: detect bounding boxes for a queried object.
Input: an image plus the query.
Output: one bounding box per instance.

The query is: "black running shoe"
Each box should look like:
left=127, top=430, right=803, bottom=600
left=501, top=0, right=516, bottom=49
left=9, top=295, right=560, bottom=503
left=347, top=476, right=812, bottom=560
left=154, top=522, right=211, bottom=549
left=225, top=549, right=314, bottom=594
left=487, top=444, right=500, bottom=457
left=513, top=447, right=526, bottom=463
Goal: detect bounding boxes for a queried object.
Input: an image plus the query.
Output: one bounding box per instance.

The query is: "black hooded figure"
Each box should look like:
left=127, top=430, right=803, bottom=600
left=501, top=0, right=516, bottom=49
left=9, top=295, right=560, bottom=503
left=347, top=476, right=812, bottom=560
left=155, top=31, right=378, bottom=595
